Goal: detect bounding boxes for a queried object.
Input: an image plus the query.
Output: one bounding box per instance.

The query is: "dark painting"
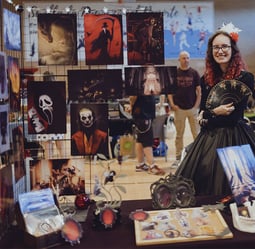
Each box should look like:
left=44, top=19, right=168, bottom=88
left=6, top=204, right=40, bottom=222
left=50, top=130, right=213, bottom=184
left=70, top=103, right=109, bottom=157
left=27, top=81, right=66, bottom=134
left=7, top=56, right=21, bottom=112
left=124, top=66, right=177, bottom=96
left=37, top=13, right=77, bottom=65
left=84, top=14, right=123, bottom=65
left=126, top=12, right=164, bottom=65
left=68, top=69, right=123, bottom=102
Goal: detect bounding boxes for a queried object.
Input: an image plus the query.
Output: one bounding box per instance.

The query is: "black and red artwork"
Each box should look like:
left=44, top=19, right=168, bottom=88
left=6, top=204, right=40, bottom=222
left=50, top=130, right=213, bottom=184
left=84, top=14, right=123, bottom=65
left=70, top=103, right=109, bottom=157
left=67, top=69, right=123, bottom=102
left=27, top=81, right=66, bottom=134
left=126, top=12, right=164, bottom=65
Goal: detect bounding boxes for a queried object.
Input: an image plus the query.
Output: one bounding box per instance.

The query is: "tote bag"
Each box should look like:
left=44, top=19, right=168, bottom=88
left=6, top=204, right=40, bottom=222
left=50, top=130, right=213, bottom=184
left=164, top=114, right=176, bottom=139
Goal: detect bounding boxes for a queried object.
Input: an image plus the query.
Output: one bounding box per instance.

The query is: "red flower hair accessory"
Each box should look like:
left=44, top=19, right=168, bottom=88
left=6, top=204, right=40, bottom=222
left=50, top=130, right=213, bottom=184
left=219, top=22, right=242, bottom=42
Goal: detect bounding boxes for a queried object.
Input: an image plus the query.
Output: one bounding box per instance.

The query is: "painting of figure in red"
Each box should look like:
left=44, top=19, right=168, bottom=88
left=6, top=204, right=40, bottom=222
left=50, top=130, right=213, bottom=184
left=84, top=14, right=123, bottom=65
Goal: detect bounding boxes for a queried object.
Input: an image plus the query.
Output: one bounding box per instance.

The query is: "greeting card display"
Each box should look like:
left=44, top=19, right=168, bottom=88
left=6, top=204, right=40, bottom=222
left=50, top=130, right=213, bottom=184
left=133, top=207, right=233, bottom=246
left=18, top=188, right=64, bottom=237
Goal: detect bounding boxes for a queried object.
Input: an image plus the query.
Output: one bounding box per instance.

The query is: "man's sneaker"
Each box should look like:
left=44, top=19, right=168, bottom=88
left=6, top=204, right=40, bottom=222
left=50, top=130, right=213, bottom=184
left=136, top=163, right=149, bottom=172
left=171, top=160, right=180, bottom=169
left=148, top=165, right=165, bottom=175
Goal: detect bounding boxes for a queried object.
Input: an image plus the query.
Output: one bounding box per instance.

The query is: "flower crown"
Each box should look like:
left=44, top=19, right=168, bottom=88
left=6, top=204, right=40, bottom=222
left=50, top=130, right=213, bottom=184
left=219, top=22, right=242, bottom=42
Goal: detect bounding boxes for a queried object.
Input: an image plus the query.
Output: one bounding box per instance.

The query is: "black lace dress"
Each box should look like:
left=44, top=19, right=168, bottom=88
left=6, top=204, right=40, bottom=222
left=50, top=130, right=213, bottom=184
left=175, top=71, right=255, bottom=196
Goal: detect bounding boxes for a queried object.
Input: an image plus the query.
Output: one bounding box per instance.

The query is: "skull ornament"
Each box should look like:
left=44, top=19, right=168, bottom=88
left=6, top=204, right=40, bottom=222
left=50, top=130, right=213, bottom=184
left=79, top=108, right=94, bottom=128
left=39, top=94, right=53, bottom=124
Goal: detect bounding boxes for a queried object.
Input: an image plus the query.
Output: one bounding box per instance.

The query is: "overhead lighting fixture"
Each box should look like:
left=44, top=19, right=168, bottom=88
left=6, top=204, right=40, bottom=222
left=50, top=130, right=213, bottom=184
left=84, top=6, right=91, bottom=14
left=103, top=7, right=108, bottom=14
left=15, top=4, right=24, bottom=13
left=46, top=7, right=51, bottom=13
left=65, top=5, right=73, bottom=13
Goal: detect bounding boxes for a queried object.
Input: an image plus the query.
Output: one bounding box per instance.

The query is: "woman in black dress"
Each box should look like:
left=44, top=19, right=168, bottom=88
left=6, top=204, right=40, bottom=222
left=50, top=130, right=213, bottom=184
left=175, top=27, right=255, bottom=196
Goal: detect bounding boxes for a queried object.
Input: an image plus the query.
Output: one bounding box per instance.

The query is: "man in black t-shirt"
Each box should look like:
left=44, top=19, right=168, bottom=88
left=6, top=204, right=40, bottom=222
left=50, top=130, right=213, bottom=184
left=168, top=51, right=201, bottom=168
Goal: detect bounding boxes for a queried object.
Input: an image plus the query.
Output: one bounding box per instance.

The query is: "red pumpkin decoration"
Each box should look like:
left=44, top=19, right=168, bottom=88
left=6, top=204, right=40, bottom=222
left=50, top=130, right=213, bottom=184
left=75, top=194, right=91, bottom=210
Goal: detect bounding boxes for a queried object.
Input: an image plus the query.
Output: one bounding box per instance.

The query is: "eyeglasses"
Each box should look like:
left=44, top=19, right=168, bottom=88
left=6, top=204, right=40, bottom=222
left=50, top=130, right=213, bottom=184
left=212, top=45, right=231, bottom=52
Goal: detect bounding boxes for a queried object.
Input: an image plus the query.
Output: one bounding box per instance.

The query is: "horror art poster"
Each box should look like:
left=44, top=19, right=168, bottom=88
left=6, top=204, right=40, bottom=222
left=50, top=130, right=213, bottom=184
left=27, top=81, right=66, bottom=134
left=84, top=14, right=123, bottom=65
left=37, top=13, right=78, bottom=65
left=70, top=103, right=109, bottom=157
left=126, top=12, right=164, bottom=65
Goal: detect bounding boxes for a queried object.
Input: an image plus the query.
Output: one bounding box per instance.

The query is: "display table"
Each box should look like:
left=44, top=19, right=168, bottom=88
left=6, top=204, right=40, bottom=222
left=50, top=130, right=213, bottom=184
left=1, top=196, right=255, bottom=249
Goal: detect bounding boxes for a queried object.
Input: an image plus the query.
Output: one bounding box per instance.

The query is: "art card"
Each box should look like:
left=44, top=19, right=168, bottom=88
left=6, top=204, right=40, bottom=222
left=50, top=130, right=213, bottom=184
left=37, top=13, right=78, bottom=65
left=126, top=12, right=164, bottom=65
left=84, top=14, right=123, bottom=65
left=67, top=69, right=123, bottom=102
left=27, top=159, right=87, bottom=196
left=217, top=144, right=255, bottom=205
left=27, top=81, right=66, bottom=134
left=0, top=104, right=10, bottom=153
left=0, top=52, right=8, bottom=100
left=70, top=103, right=109, bottom=157
left=3, top=8, right=21, bottom=51
left=124, top=66, right=177, bottom=96
left=7, top=56, right=21, bottom=112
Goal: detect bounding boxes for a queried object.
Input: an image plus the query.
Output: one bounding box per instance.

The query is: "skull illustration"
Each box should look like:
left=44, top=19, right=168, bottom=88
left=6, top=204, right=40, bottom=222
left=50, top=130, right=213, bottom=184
left=39, top=94, right=53, bottom=125
left=79, top=108, right=94, bottom=128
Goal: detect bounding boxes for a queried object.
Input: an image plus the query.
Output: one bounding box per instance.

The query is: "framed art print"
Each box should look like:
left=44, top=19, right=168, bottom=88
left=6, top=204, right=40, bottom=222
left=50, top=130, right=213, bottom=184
left=217, top=144, right=255, bottom=205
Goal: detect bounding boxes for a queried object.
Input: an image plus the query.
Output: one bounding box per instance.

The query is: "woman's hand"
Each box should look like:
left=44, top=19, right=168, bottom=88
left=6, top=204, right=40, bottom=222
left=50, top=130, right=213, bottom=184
left=212, top=103, right=235, bottom=116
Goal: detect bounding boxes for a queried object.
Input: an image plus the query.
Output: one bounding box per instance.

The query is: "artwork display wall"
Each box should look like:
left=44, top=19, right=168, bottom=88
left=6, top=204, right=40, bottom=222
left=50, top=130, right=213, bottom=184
left=23, top=1, right=214, bottom=63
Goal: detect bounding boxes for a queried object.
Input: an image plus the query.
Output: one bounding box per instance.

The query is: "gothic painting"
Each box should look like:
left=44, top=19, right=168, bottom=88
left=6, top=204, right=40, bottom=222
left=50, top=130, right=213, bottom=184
left=126, top=12, right=164, bottom=65
left=67, top=69, right=123, bottom=102
left=124, top=66, right=177, bottom=96
left=84, top=14, right=123, bottom=65
left=70, top=103, right=109, bottom=157
left=27, top=81, right=66, bottom=134
left=37, top=13, right=78, bottom=65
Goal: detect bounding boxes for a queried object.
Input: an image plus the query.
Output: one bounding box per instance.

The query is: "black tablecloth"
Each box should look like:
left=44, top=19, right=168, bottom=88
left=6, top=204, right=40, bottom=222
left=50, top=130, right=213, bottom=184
left=2, top=196, right=255, bottom=249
